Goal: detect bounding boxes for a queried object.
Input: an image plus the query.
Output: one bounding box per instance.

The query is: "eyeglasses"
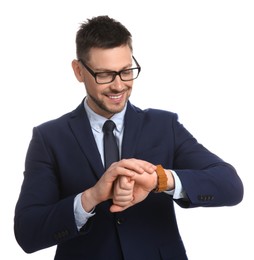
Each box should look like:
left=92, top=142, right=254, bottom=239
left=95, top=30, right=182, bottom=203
left=78, top=56, right=141, bottom=84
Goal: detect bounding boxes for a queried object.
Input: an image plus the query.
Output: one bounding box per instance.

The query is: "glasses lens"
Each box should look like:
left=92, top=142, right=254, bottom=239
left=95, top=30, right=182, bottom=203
left=96, top=72, right=115, bottom=84
left=120, top=68, right=140, bottom=81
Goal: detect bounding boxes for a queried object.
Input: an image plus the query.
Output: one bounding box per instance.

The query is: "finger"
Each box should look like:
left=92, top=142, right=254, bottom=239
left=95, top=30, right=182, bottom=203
left=112, top=191, right=134, bottom=208
left=113, top=183, right=134, bottom=201
left=117, top=159, right=156, bottom=175
left=105, top=164, right=135, bottom=181
left=118, top=176, right=134, bottom=190
left=113, top=195, right=133, bottom=205
left=135, top=159, right=157, bottom=174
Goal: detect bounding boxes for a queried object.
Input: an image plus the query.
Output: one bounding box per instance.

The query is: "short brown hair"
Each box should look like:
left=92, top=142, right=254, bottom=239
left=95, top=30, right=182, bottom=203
left=75, top=15, right=132, bottom=61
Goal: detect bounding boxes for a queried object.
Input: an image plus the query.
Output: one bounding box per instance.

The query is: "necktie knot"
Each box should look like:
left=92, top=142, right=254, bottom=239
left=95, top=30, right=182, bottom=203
left=103, top=120, right=116, bottom=133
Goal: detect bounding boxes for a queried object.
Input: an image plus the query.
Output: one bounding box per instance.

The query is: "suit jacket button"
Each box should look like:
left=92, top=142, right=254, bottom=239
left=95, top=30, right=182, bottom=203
left=198, top=195, right=204, bottom=201
left=117, top=218, right=124, bottom=224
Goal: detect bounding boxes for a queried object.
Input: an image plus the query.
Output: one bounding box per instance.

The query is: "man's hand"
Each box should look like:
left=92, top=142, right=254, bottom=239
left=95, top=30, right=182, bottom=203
left=110, top=170, right=158, bottom=212
left=110, top=167, right=176, bottom=213
left=81, top=159, right=156, bottom=212
left=110, top=176, right=135, bottom=212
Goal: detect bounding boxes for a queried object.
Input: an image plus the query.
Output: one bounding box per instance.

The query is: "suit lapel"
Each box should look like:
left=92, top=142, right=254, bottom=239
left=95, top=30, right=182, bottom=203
left=121, top=102, right=144, bottom=159
left=68, top=100, right=105, bottom=179
left=67, top=100, right=144, bottom=177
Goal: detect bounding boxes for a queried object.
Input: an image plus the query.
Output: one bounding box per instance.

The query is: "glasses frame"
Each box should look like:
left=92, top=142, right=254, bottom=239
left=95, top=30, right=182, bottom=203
left=78, top=56, right=141, bottom=84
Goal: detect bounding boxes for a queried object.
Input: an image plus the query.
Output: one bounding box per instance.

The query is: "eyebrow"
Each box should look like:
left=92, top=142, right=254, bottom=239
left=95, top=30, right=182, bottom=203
left=91, top=62, right=133, bottom=73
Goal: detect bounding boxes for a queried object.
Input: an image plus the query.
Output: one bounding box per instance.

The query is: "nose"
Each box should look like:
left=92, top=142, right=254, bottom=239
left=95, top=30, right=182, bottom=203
left=111, top=74, right=124, bottom=90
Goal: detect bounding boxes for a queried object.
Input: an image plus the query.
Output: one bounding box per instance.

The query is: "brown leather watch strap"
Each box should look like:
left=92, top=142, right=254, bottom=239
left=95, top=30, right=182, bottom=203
left=154, top=164, right=168, bottom=192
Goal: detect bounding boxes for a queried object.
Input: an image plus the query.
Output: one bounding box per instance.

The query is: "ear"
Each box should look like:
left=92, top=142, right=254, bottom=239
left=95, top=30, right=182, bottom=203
left=72, top=59, right=84, bottom=82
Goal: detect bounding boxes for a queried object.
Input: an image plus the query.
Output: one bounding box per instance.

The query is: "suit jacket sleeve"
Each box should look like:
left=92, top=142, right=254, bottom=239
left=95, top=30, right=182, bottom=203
left=14, top=126, right=81, bottom=253
left=168, top=112, right=243, bottom=208
left=123, top=105, right=243, bottom=208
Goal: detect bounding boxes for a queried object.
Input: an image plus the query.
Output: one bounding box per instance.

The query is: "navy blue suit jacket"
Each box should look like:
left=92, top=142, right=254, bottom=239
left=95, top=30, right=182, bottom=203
left=14, top=100, right=243, bottom=260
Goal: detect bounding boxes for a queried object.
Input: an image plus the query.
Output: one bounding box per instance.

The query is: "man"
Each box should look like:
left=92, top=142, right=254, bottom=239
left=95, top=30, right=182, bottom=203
left=14, top=15, right=244, bottom=260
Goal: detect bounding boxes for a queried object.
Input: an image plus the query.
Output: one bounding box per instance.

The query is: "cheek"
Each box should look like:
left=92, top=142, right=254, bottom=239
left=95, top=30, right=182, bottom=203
left=84, top=78, right=98, bottom=93
left=85, top=81, right=110, bottom=100
left=126, top=83, right=133, bottom=93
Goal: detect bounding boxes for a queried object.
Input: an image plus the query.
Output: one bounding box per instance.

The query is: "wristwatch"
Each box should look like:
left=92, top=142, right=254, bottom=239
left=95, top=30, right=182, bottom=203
left=154, top=164, right=168, bottom=192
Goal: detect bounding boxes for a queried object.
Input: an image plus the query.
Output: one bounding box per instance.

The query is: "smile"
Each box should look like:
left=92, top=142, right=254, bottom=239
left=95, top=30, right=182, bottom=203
left=108, top=94, right=123, bottom=99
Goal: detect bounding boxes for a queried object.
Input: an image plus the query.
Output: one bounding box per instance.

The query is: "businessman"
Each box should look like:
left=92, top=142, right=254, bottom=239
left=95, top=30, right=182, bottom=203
left=14, top=15, right=244, bottom=260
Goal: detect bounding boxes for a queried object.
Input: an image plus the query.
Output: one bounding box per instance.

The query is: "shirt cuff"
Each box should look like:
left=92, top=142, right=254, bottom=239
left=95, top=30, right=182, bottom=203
left=74, top=193, right=95, bottom=230
left=164, top=170, right=187, bottom=199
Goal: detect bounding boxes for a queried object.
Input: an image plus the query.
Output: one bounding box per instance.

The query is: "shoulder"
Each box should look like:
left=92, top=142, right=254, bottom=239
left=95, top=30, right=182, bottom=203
left=128, top=102, right=178, bottom=121
left=35, top=100, right=85, bottom=131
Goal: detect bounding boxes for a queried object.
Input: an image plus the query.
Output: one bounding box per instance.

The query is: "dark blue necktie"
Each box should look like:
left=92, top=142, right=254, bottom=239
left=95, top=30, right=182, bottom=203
left=103, top=120, right=119, bottom=169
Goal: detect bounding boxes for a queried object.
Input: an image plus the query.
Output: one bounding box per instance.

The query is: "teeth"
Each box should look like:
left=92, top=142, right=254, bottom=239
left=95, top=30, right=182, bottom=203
left=109, top=95, right=121, bottom=99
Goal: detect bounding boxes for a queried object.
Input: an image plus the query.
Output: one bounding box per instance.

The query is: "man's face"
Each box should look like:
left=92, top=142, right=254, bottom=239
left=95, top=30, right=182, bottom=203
left=80, top=45, right=134, bottom=118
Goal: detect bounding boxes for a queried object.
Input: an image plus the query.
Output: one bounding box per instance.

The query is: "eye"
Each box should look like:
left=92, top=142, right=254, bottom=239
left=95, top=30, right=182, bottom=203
left=97, top=72, right=114, bottom=79
left=121, top=69, right=132, bottom=75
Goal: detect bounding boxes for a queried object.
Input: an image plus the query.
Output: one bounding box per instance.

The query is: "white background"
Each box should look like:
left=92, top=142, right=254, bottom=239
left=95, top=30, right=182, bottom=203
left=0, top=1, right=253, bottom=259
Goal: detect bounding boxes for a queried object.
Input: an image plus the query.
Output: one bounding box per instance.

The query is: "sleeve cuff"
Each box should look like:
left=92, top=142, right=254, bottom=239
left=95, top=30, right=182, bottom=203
left=74, top=193, right=95, bottom=230
left=164, top=170, right=187, bottom=199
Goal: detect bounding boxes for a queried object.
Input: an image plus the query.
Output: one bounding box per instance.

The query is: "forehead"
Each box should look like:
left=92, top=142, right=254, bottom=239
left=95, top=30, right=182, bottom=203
left=88, top=45, right=133, bottom=70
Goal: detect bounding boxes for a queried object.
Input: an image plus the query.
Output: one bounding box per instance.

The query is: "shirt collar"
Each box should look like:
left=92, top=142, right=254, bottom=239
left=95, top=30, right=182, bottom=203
left=84, top=97, right=126, bottom=134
